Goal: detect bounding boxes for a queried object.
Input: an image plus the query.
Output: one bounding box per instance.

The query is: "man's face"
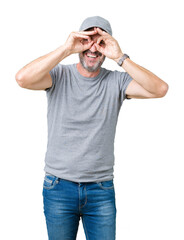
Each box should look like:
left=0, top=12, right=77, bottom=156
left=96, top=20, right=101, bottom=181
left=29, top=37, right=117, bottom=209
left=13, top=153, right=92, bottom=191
left=79, top=28, right=105, bottom=72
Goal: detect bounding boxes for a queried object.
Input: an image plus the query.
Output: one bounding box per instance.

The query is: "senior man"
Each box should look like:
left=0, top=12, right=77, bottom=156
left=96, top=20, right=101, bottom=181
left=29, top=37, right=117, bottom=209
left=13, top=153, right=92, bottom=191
left=15, top=16, right=168, bottom=240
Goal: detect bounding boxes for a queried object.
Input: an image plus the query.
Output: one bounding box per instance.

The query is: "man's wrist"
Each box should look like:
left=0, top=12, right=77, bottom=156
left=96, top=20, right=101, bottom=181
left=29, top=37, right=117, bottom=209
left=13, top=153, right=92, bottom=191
left=57, top=44, right=71, bottom=58
left=114, top=53, right=124, bottom=63
left=117, top=53, right=130, bottom=67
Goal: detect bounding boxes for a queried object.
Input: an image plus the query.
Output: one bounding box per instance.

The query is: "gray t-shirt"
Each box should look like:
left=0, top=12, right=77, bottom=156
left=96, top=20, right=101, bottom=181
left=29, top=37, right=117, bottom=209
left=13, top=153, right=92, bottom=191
left=44, top=63, right=133, bottom=183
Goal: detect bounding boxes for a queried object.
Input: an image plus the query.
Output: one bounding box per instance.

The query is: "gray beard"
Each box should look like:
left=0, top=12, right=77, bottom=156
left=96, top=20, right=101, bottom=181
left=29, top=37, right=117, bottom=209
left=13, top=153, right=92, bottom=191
left=79, top=53, right=105, bottom=72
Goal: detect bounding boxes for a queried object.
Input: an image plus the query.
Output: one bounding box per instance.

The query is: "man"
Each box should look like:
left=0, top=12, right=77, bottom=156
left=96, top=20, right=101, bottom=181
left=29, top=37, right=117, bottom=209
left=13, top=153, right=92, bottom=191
left=15, top=16, right=168, bottom=240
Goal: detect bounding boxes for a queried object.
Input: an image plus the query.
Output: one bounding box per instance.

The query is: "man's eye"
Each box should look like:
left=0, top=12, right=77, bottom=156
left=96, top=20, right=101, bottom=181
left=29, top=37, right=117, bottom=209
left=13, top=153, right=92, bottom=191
left=100, top=40, right=105, bottom=46
left=82, top=39, right=90, bottom=44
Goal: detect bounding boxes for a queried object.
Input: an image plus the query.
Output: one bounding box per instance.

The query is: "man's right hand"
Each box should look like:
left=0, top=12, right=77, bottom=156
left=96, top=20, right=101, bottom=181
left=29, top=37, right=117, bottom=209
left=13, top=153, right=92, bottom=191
left=64, top=29, right=97, bottom=55
left=15, top=29, right=98, bottom=91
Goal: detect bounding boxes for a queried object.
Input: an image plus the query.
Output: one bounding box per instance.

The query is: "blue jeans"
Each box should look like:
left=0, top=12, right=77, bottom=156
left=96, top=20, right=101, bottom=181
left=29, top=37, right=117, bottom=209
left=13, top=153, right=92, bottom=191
left=42, top=173, right=117, bottom=240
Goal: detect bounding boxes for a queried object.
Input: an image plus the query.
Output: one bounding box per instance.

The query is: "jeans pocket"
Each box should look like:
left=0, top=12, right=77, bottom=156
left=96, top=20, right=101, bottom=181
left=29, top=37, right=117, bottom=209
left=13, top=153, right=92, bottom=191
left=97, top=180, right=114, bottom=190
left=43, top=173, right=59, bottom=190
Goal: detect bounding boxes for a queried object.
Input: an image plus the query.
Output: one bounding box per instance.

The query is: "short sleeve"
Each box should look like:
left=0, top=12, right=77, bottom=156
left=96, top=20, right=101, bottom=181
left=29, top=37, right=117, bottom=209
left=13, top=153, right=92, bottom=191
left=118, top=71, right=133, bottom=105
left=45, top=64, right=62, bottom=92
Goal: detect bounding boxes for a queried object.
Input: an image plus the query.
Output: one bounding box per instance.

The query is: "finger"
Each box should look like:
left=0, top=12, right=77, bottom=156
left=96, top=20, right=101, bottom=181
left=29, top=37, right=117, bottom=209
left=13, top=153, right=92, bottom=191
left=80, top=41, right=94, bottom=52
left=96, top=27, right=109, bottom=36
left=73, top=33, right=91, bottom=39
left=96, top=36, right=104, bottom=45
left=94, top=43, right=105, bottom=54
left=83, top=40, right=94, bottom=49
left=73, top=34, right=92, bottom=43
left=78, top=29, right=97, bottom=35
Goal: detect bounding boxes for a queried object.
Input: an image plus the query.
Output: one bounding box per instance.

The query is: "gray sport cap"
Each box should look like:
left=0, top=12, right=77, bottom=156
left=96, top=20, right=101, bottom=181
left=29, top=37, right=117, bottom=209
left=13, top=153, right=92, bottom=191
left=79, top=16, right=112, bottom=36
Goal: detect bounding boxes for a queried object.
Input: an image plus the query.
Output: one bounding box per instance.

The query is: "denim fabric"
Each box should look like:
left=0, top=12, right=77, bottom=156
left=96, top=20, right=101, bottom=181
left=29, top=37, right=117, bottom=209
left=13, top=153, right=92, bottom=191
left=42, top=173, right=117, bottom=240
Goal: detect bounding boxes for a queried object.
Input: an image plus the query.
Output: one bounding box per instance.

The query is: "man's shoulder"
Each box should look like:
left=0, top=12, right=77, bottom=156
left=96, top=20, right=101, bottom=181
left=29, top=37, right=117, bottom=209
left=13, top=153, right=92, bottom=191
left=59, top=63, right=75, bottom=68
left=57, top=63, right=76, bottom=73
left=101, top=67, right=125, bottom=78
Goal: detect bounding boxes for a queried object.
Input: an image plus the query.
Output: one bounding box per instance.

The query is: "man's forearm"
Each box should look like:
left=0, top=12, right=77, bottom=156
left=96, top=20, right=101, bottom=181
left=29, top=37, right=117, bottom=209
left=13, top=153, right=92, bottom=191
left=121, top=58, right=168, bottom=95
left=15, top=45, right=70, bottom=83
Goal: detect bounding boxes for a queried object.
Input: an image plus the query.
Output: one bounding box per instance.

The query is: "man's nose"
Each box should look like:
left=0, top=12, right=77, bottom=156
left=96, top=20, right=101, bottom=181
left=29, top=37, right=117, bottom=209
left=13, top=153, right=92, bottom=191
left=89, top=42, right=97, bottom=53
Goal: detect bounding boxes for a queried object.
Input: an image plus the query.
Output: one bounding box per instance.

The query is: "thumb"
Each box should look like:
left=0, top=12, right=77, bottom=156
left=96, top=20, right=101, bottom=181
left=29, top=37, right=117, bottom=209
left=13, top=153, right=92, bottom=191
left=94, top=43, right=104, bottom=55
left=83, top=40, right=94, bottom=51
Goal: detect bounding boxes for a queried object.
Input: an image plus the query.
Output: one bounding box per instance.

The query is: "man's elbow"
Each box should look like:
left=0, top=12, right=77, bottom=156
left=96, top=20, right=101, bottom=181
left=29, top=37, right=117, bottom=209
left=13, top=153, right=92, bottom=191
left=156, top=82, right=169, bottom=98
left=15, top=72, right=27, bottom=88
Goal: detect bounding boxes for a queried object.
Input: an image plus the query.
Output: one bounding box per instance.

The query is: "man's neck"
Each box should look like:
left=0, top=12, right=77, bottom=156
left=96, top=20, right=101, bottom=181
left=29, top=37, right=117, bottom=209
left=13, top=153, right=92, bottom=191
left=76, top=63, right=101, bottom=78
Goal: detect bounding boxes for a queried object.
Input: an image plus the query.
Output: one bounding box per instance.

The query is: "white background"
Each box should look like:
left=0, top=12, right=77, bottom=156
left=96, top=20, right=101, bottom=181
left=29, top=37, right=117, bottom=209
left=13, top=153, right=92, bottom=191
left=0, top=0, right=183, bottom=239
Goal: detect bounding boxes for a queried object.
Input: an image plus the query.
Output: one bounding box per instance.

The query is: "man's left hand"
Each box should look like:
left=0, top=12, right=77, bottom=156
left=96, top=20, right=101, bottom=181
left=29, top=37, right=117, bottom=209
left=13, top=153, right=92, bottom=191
left=94, top=28, right=123, bottom=62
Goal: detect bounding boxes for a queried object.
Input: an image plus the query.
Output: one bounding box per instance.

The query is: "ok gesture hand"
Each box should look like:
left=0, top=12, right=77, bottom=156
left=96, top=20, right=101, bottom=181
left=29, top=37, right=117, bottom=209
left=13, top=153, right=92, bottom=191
left=65, top=29, right=97, bottom=54
left=94, top=28, right=123, bottom=62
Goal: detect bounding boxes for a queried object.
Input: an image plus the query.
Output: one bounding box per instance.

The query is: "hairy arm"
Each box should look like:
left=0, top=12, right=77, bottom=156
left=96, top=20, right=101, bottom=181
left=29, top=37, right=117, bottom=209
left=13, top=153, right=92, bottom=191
left=15, top=45, right=70, bottom=90
left=94, top=27, right=169, bottom=99
left=120, top=58, right=169, bottom=99
left=15, top=30, right=96, bottom=90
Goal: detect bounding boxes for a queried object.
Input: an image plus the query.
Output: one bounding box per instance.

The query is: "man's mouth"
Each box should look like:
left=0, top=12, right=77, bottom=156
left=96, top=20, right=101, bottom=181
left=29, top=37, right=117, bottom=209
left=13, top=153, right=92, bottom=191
left=83, top=50, right=102, bottom=59
left=86, top=53, right=98, bottom=58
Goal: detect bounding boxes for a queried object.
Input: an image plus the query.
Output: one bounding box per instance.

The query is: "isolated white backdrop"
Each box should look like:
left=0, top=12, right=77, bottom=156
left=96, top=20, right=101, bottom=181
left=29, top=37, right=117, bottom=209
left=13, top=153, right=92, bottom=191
left=0, top=0, right=183, bottom=239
